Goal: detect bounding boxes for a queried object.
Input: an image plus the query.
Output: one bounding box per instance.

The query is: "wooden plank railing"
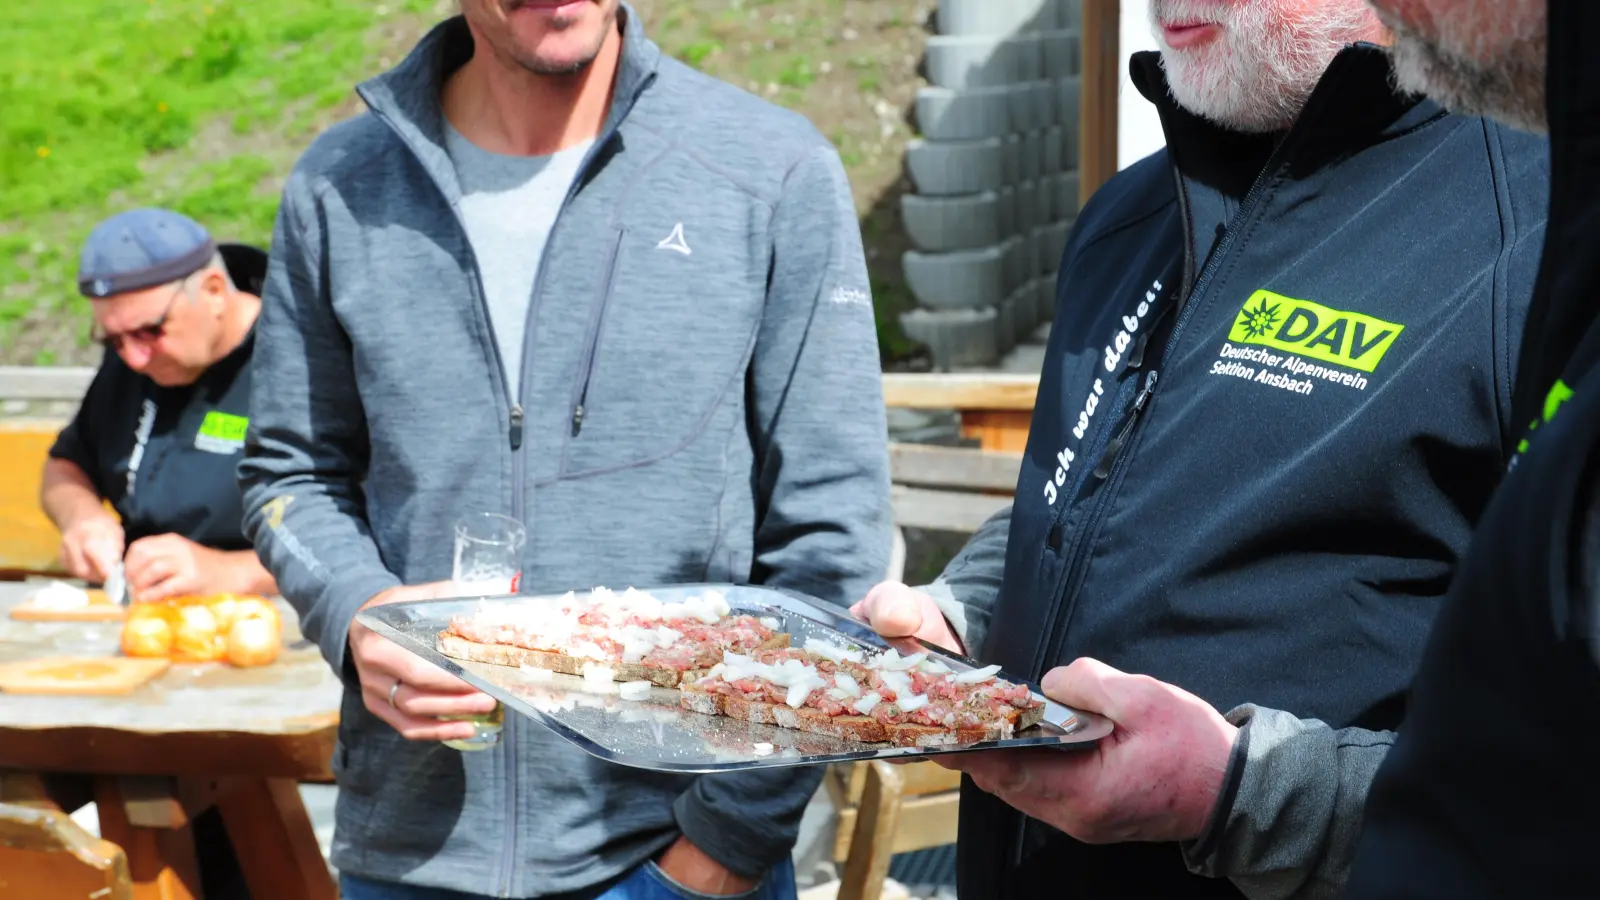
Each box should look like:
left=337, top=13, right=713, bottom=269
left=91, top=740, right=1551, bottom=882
left=0, top=366, right=95, bottom=405
left=888, top=444, right=1018, bottom=533
left=884, top=372, right=1039, bottom=455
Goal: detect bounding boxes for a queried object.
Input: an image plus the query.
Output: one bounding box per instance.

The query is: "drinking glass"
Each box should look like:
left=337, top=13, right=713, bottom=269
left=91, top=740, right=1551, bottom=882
left=442, top=512, right=525, bottom=751
left=451, top=512, right=525, bottom=596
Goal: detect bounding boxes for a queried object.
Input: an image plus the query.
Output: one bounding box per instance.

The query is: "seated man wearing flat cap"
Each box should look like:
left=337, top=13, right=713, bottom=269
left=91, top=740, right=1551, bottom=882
left=41, top=207, right=277, bottom=604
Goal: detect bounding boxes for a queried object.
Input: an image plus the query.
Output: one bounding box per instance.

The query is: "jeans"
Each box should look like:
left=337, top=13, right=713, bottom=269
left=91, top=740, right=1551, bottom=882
left=339, top=856, right=798, bottom=900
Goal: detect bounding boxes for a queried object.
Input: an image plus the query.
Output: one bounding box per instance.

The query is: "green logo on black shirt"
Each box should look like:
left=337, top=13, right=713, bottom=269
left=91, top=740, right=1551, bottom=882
left=195, top=410, right=249, bottom=455
left=1228, top=291, right=1405, bottom=374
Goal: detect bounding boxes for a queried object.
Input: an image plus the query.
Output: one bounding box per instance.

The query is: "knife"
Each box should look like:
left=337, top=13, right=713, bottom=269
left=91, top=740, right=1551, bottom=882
left=104, top=562, right=129, bottom=607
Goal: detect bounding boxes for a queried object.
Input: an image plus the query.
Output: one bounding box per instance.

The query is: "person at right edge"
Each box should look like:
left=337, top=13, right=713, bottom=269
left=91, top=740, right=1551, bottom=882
left=237, top=1, right=891, bottom=899
left=1348, top=0, right=1600, bottom=895
left=850, top=0, right=1550, bottom=897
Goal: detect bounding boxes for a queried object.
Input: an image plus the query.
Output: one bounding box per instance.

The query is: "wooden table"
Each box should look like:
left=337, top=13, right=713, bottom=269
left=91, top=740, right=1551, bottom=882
left=0, top=582, right=341, bottom=900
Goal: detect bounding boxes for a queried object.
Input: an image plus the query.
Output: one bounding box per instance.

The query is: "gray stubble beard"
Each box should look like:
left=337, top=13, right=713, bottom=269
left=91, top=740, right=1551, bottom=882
left=505, top=0, right=618, bottom=76
left=1379, top=5, right=1548, bottom=135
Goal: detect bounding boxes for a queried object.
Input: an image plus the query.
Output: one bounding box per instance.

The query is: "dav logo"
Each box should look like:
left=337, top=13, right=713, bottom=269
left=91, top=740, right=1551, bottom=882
left=1229, top=291, right=1404, bottom=373
left=194, top=410, right=249, bottom=455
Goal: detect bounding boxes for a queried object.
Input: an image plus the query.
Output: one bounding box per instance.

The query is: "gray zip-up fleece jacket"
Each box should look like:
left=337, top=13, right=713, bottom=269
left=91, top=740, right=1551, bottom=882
left=238, top=11, right=892, bottom=898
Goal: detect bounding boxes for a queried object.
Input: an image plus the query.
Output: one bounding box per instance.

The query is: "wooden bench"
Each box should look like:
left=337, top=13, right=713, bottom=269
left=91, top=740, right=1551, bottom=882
left=827, top=761, right=963, bottom=900
left=0, top=771, right=133, bottom=900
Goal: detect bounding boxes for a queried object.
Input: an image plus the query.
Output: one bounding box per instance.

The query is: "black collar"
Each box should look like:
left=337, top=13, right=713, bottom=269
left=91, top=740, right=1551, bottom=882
left=1130, top=44, right=1444, bottom=200
left=217, top=243, right=268, bottom=298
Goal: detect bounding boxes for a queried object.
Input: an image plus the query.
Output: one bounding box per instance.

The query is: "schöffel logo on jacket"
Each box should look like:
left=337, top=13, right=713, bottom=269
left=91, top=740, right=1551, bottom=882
left=1210, top=290, right=1405, bottom=396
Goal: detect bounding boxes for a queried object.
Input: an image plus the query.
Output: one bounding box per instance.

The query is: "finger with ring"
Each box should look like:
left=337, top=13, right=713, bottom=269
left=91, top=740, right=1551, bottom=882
left=389, top=679, right=402, bottom=709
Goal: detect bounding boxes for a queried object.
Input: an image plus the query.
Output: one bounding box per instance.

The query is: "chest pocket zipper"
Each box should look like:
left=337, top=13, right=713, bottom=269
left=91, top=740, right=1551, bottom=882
left=1090, top=293, right=1177, bottom=479
left=569, top=228, right=628, bottom=439
left=1092, top=371, right=1158, bottom=479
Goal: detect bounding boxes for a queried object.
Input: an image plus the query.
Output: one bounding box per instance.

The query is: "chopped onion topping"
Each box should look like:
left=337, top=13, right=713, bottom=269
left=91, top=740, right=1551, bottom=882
left=618, top=680, right=653, bottom=700
left=852, top=692, right=883, bottom=715
left=953, top=664, right=1003, bottom=685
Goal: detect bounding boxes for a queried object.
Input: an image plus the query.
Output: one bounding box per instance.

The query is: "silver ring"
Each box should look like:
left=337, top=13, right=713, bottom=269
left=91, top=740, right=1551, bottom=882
left=388, top=680, right=402, bottom=709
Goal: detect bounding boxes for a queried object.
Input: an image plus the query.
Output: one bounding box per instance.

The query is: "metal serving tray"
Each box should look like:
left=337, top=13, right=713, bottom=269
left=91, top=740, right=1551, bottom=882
left=357, top=584, right=1112, bottom=773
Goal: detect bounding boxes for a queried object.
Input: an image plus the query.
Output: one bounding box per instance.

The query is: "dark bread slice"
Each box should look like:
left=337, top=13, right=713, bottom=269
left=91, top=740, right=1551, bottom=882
left=1016, top=703, right=1047, bottom=731
left=680, top=682, right=891, bottom=743
left=679, top=678, right=1050, bottom=748
left=437, top=634, right=694, bottom=688
left=888, top=723, right=962, bottom=748
left=437, top=635, right=584, bottom=675
left=885, top=702, right=1049, bottom=746
left=679, top=681, right=727, bottom=717
left=436, top=632, right=790, bottom=688
left=770, top=704, right=889, bottom=742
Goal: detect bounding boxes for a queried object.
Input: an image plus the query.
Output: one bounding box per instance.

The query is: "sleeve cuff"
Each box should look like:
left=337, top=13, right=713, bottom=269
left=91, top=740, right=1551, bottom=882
left=672, top=770, right=821, bottom=879
left=1182, top=705, right=1256, bottom=872
left=45, top=439, right=95, bottom=485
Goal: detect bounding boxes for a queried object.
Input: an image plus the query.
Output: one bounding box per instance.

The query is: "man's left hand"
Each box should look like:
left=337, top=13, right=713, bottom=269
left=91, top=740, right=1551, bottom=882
left=655, top=836, right=758, bottom=896
left=124, top=533, right=229, bottom=602
left=937, top=658, right=1238, bottom=845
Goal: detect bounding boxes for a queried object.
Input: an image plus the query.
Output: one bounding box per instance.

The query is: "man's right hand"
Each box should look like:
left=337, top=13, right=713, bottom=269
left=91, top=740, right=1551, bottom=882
left=850, top=581, right=965, bottom=654
left=348, top=582, right=498, bottom=742
left=59, top=516, right=124, bottom=583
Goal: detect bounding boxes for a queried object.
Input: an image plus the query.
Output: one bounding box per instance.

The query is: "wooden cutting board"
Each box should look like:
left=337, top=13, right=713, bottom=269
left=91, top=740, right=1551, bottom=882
left=8, top=589, right=125, bottom=622
left=0, top=656, right=170, bottom=695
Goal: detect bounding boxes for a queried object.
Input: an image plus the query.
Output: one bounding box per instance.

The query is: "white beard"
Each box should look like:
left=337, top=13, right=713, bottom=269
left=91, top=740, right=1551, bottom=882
left=1150, top=0, right=1379, bottom=133
left=1377, top=0, right=1548, bottom=135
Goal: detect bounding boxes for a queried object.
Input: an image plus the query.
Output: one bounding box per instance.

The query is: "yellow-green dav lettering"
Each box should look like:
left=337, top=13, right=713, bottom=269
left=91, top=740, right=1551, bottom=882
left=198, top=411, right=250, bottom=443
left=1229, top=291, right=1405, bottom=373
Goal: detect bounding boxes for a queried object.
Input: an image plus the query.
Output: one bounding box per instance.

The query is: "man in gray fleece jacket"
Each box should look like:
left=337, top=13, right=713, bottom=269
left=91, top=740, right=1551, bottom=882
left=238, top=3, right=891, bottom=898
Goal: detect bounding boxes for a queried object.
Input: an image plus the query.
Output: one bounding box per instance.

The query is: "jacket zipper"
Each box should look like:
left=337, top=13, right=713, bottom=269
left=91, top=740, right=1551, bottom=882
left=568, top=228, right=628, bottom=439
left=1030, top=127, right=1304, bottom=680
left=368, top=59, right=656, bottom=896
left=358, top=142, right=521, bottom=892
left=499, top=85, right=649, bottom=895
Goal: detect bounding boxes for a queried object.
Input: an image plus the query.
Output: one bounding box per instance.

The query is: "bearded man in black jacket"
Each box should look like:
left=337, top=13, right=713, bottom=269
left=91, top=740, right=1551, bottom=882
left=851, top=0, right=1552, bottom=897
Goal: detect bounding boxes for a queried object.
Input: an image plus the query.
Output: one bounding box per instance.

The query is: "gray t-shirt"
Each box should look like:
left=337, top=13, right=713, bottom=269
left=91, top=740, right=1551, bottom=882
left=443, top=121, right=593, bottom=394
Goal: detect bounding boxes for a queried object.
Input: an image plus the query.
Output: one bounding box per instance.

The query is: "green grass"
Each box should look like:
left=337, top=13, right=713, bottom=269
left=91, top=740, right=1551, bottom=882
left=2, top=0, right=925, bottom=365
left=0, top=0, right=438, bottom=356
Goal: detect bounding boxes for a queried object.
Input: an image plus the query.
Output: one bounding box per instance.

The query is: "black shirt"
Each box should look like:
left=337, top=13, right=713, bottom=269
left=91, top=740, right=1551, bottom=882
left=49, top=244, right=267, bottom=551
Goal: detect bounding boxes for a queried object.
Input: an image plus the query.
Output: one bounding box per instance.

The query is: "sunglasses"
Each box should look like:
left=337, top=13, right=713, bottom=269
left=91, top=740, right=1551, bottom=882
left=90, top=279, right=185, bottom=351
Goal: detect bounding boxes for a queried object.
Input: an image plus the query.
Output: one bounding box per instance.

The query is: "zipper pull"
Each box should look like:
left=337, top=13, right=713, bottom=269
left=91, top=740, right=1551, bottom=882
left=1125, top=298, right=1177, bottom=372
left=509, top=405, right=525, bottom=451
left=1126, top=331, right=1154, bottom=372
left=1093, top=371, right=1158, bottom=480
left=570, top=404, right=585, bottom=438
